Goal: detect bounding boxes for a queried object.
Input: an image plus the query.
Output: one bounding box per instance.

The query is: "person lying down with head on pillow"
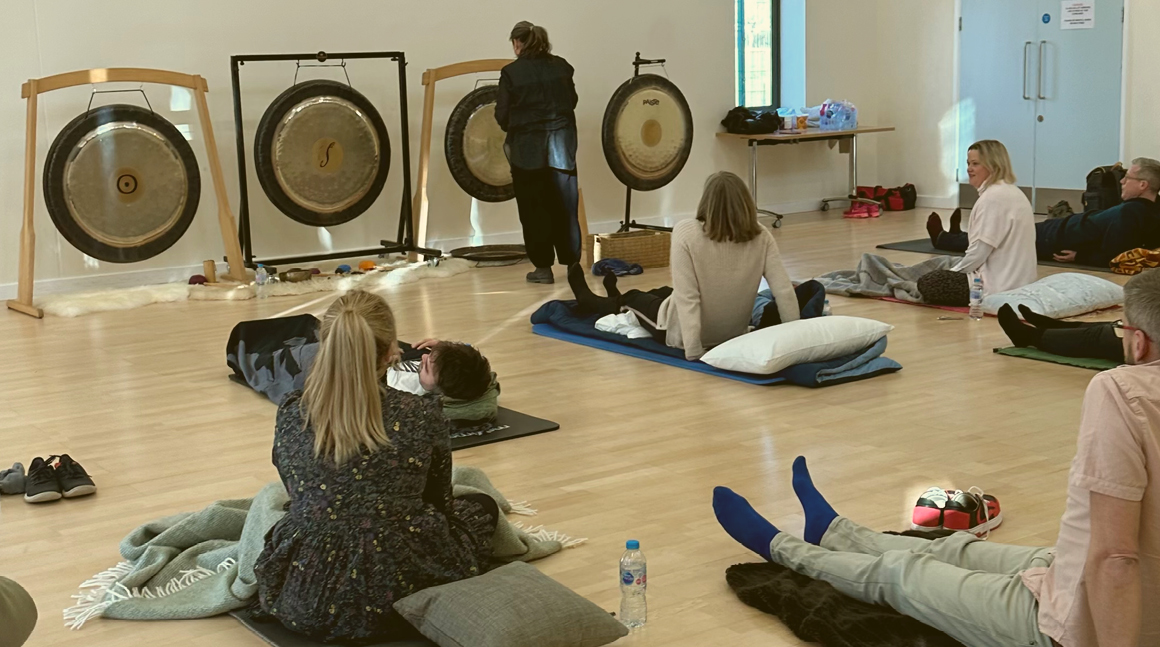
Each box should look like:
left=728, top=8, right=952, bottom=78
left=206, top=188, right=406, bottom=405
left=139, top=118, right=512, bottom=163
left=225, top=315, right=500, bottom=427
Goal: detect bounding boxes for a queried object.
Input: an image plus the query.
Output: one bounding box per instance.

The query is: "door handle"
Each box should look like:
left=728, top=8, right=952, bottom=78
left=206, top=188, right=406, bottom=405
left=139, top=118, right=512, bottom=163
left=1023, top=41, right=1032, bottom=100
left=1037, top=40, right=1047, bottom=100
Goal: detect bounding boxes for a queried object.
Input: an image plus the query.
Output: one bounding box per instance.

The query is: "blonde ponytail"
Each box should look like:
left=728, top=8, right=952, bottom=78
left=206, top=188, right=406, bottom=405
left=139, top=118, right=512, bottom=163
left=302, top=290, right=397, bottom=464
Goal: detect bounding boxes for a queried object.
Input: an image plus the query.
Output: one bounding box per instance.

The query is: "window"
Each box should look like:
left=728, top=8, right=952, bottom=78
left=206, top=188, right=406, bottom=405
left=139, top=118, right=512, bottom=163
left=735, top=0, right=778, bottom=108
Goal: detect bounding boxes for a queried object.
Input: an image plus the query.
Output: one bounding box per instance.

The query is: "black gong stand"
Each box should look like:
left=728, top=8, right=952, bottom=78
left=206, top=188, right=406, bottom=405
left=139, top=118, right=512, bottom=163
left=230, top=50, right=442, bottom=268
left=617, top=52, right=674, bottom=234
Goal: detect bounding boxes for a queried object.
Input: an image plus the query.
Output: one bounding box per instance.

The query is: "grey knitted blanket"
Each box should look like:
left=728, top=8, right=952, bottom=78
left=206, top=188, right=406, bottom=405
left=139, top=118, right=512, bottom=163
left=64, top=467, right=579, bottom=628
left=814, top=253, right=956, bottom=301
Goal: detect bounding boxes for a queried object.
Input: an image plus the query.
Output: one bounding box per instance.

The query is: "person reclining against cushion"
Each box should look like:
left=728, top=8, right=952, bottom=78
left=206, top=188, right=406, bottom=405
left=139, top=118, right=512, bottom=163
left=254, top=290, right=498, bottom=644
left=998, top=303, right=1124, bottom=364
left=931, top=158, right=1160, bottom=269
left=567, top=171, right=799, bottom=360
left=919, top=140, right=1038, bottom=306
left=226, top=316, right=498, bottom=426
left=712, top=268, right=1160, bottom=647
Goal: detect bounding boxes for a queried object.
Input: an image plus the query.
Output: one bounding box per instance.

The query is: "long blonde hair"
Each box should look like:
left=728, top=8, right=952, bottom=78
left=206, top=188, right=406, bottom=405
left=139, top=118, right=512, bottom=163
left=696, top=171, right=763, bottom=243
left=968, top=140, right=1017, bottom=185
left=302, top=290, right=396, bottom=464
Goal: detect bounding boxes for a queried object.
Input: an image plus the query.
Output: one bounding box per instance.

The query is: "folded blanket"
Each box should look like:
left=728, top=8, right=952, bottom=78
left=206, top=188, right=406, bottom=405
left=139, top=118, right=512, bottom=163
left=814, top=253, right=956, bottom=301
left=64, top=468, right=578, bottom=629
left=531, top=301, right=901, bottom=387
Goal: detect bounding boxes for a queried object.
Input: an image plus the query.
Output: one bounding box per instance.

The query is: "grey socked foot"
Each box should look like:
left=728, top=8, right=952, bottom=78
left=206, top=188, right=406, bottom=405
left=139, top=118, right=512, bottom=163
left=526, top=267, right=554, bottom=284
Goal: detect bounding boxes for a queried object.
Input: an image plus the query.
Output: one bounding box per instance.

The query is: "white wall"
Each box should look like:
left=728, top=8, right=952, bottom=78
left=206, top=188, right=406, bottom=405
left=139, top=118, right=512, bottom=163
left=1, top=0, right=870, bottom=296
left=1122, top=0, right=1159, bottom=163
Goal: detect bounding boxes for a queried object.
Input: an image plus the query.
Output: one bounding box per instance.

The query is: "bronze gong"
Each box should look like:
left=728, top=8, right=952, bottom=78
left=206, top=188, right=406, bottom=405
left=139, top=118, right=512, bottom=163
left=254, top=79, right=390, bottom=227
left=43, top=104, right=201, bottom=263
left=444, top=85, right=514, bottom=203
left=601, top=73, right=694, bottom=192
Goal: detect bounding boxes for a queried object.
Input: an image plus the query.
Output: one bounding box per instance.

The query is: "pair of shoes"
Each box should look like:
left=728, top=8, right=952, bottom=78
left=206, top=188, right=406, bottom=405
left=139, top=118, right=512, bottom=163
left=24, top=455, right=97, bottom=503
left=843, top=202, right=881, bottom=219
left=912, top=487, right=1002, bottom=537
left=526, top=267, right=554, bottom=284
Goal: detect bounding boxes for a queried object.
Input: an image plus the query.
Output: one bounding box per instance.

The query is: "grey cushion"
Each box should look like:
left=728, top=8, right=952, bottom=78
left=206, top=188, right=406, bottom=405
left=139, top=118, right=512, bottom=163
left=393, top=562, right=629, bottom=647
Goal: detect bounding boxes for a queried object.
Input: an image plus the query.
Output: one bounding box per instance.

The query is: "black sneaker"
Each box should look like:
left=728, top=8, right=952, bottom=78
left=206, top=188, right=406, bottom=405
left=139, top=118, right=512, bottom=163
left=56, top=454, right=96, bottom=498
left=24, top=457, right=62, bottom=503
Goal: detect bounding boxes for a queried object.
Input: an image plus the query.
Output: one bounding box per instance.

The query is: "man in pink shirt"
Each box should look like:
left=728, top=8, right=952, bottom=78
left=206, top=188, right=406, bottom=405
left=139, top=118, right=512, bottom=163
left=714, top=269, right=1160, bottom=647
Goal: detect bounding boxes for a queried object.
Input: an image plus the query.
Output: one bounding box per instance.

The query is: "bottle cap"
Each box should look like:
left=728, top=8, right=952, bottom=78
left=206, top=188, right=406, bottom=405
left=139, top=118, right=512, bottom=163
left=626, top=540, right=639, bottom=550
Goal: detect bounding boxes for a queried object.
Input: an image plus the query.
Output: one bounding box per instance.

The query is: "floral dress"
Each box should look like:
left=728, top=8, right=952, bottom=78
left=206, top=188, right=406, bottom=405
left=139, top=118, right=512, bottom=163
left=254, top=388, right=496, bottom=643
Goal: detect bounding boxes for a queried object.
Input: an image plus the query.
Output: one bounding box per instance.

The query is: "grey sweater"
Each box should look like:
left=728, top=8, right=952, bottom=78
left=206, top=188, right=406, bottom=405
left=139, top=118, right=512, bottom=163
left=655, top=219, right=799, bottom=359
left=0, top=577, right=36, bottom=647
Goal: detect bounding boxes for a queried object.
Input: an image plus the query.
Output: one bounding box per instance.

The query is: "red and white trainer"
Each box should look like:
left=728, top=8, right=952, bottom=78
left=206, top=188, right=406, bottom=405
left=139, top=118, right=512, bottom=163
left=943, top=487, right=1002, bottom=537
left=911, top=487, right=950, bottom=531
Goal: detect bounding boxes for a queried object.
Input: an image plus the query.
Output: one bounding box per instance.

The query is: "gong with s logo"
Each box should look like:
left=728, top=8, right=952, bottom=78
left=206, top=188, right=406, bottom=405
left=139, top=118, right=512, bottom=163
left=43, top=104, right=201, bottom=263
left=444, top=85, right=514, bottom=203
left=254, top=79, right=391, bottom=227
left=601, top=73, right=693, bottom=192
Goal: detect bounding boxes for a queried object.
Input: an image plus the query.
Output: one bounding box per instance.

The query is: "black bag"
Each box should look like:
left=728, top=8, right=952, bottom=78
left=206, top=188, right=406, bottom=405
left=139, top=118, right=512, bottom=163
left=1082, top=163, right=1125, bottom=212
left=720, top=107, right=781, bottom=135
left=882, top=184, right=917, bottom=211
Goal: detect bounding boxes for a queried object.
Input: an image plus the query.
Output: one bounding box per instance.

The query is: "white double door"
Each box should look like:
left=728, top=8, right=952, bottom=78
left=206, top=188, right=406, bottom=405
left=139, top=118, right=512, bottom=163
left=959, top=0, right=1123, bottom=193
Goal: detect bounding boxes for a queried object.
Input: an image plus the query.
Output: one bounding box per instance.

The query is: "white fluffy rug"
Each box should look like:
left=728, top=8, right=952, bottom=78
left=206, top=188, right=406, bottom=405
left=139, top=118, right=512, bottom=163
left=36, top=258, right=474, bottom=318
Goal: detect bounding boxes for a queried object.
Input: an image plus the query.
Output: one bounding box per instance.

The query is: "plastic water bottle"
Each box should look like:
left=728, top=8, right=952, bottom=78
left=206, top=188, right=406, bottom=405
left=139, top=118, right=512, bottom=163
left=619, top=540, right=647, bottom=629
left=969, top=274, right=984, bottom=320
left=822, top=299, right=832, bottom=316
left=255, top=265, right=269, bottom=299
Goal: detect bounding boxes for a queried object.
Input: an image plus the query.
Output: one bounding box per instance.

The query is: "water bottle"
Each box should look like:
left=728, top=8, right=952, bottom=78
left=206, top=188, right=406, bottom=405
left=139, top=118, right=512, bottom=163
left=255, top=265, right=269, bottom=299
left=969, top=274, right=984, bottom=320
left=822, top=299, right=832, bottom=316
left=619, top=540, right=647, bottom=629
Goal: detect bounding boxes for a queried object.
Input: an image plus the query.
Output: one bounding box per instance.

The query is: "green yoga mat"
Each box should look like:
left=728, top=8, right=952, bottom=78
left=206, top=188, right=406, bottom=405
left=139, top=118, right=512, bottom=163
left=993, top=346, right=1120, bottom=371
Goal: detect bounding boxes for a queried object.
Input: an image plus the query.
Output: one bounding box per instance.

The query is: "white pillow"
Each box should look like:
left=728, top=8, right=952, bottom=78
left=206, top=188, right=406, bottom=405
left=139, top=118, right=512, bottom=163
left=983, top=273, right=1123, bottom=319
left=701, top=316, right=893, bottom=375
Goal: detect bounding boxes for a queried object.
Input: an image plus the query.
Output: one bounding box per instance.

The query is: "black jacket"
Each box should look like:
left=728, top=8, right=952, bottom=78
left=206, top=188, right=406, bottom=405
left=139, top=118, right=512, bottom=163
left=1038, top=197, right=1160, bottom=266
left=495, top=54, right=578, bottom=171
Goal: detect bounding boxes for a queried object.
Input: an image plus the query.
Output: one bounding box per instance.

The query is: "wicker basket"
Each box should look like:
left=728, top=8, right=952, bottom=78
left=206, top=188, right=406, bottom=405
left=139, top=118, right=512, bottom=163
left=584, top=230, right=671, bottom=268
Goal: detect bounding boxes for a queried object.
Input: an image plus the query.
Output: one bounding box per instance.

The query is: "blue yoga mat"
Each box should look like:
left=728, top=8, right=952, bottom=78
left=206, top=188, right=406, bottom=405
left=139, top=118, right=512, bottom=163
left=531, top=323, right=788, bottom=385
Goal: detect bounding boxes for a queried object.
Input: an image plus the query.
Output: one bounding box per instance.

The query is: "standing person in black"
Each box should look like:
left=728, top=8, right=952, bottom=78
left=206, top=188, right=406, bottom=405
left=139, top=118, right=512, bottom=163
left=496, top=21, right=580, bottom=284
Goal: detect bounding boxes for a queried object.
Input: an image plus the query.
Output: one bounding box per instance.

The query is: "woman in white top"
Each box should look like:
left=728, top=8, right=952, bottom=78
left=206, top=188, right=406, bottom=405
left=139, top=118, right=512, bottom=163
left=568, top=171, right=799, bottom=360
left=924, top=140, right=1037, bottom=302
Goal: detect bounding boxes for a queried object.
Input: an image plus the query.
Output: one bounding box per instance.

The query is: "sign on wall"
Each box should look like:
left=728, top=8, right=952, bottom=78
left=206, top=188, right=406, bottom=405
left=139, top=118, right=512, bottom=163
left=1061, top=1, right=1094, bottom=29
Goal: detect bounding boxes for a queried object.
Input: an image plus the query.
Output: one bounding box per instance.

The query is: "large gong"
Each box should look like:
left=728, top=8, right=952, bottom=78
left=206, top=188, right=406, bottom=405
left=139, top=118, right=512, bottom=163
left=254, top=79, right=390, bottom=227
left=601, top=74, right=693, bottom=192
left=444, top=85, right=514, bottom=202
left=43, top=104, right=201, bottom=263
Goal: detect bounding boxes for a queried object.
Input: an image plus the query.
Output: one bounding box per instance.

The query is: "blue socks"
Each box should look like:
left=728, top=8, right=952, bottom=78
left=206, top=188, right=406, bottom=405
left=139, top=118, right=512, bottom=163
left=712, top=487, right=779, bottom=561
left=792, top=456, right=838, bottom=545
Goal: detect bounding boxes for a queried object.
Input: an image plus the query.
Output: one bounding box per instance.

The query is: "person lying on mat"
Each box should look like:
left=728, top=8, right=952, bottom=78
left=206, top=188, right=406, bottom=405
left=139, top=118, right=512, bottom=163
left=931, top=158, right=1160, bottom=270
left=998, top=303, right=1124, bottom=364
left=390, top=338, right=500, bottom=428
left=254, top=290, right=499, bottom=644
left=714, top=268, right=1160, bottom=647
left=568, top=171, right=799, bottom=360
left=919, top=140, right=1037, bottom=305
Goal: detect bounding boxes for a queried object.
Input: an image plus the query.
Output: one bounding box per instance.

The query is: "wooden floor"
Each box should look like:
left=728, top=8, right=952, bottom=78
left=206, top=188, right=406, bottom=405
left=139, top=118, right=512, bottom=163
left=0, top=208, right=1123, bottom=647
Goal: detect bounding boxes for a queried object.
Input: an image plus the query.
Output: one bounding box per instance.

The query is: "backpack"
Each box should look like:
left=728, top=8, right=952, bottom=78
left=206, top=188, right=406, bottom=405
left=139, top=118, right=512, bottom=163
left=720, top=107, right=781, bottom=135
left=1082, top=163, right=1125, bottom=212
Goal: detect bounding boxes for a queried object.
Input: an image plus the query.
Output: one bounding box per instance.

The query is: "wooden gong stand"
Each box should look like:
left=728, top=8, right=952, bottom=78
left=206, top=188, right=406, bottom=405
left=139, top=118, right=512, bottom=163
left=410, top=59, right=590, bottom=264
left=7, top=67, right=247, bottom=319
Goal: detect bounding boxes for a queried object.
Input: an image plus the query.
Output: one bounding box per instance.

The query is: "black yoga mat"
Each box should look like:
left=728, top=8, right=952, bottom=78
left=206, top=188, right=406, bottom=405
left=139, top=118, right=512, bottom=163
left=230, top=608, right=436, bottom=647
left=450, top=407, right=560, bottom=451
left=875, top=238, right=1114, bottom=274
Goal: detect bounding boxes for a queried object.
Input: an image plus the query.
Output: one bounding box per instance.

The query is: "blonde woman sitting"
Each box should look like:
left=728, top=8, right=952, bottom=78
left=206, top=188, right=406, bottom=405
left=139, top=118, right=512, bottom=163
left=920, top=139, right=1038, bottom=305
left=254, top=290, right=497, bottom=643
left=568, top=171, right=799, bottom=360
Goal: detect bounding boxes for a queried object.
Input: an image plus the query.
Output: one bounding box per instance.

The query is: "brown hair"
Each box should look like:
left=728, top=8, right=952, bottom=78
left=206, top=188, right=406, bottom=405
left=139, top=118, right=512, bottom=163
left=431, top=342, right=492, bottom=401
left=510, top=21, right=551, bottom=57
left=967, top=140, right=1017, bottom=185
left=696, top=171, right=764, bottom=243
left=302, top=290, right=396, bottom=464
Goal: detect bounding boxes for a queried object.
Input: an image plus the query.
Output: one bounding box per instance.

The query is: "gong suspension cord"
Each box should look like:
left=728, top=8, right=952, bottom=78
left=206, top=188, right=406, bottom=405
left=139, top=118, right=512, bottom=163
left=87, top=85, right=153, bottom=114
left=293, top=60, right=352, bottom=87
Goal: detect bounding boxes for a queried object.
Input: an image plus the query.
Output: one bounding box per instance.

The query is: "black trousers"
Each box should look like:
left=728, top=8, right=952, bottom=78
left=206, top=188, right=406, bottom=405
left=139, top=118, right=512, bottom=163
left=1038, top=324, right=1124, bottom=362
left=511, top=166, right=581, bottom=268
left=621, top=286, right=674, bottom=343
left=934, top=231, right=969, bottom=253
